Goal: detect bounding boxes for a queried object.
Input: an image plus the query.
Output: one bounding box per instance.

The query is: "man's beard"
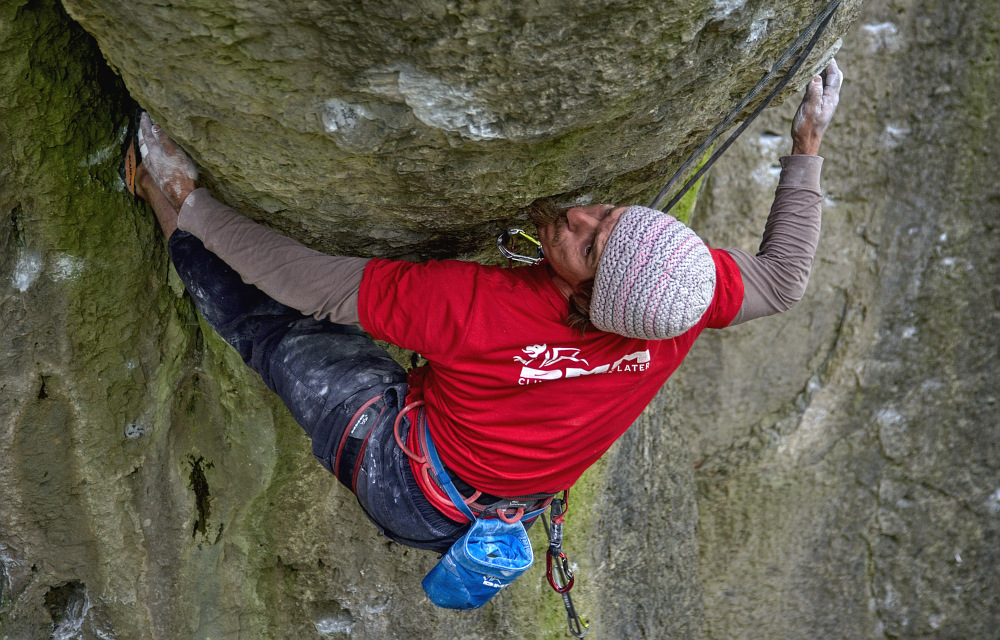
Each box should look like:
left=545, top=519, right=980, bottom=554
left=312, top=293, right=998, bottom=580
left=526, top=199, right=569, bottom=242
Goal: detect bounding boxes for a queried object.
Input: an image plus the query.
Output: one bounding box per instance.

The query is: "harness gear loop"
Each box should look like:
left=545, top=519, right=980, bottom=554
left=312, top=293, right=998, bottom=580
left=497, top=507, right=525, bottom=524
left=542, top=490, right=589, bottom=637
left=393, top=401, right=427, bottom=464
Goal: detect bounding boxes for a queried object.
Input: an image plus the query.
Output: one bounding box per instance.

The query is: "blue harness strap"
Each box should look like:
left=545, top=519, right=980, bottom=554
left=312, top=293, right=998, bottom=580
left=420, top=418, right=547, bottom=523
left=420, top=418, right=477, bottom=522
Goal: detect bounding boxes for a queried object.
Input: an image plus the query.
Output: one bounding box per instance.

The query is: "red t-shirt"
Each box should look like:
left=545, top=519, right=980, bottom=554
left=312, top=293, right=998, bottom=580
left=358, top=249, right=743, bottom=501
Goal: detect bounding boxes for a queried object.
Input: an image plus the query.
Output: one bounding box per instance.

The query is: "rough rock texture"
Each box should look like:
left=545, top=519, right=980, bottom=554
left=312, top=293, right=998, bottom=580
left=0, top=1, right=859, bottom=638
left=674, top=0, right=1000, bottom=637
left=58, top=0, right=858, bottom=258
left=3, top=0, right=997, bottom=638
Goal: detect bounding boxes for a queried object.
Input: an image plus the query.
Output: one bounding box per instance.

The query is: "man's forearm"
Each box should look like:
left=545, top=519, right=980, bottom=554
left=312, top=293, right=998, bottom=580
left=177, top=189, right=367, bottom=327
left=725, top=154, right=823, bottom=325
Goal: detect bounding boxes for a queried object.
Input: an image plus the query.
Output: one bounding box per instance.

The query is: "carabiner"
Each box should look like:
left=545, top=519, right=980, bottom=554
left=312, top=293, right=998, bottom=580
left=562, top=591, right=589, bottom=638
left=541, top=495, right=587, bottom=636
left=546, top=549, right=575, bottom=593
left=497, top=228, right=545, bottom=265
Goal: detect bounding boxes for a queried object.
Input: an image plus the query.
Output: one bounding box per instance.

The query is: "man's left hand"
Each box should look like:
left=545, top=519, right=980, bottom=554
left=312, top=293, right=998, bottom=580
left=791, top=59, right=843, bottom=156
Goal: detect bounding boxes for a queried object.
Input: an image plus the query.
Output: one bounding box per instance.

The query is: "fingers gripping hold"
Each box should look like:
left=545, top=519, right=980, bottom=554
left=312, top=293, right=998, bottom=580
left=822, top=59, right=844, bottom=95
left=137, top=112, right=198, bottom=210
left=791, top=58, right=843, bottom=154
left=806, top=74, right=824, bottom=103
left=816, top=59, right=842, bottom=121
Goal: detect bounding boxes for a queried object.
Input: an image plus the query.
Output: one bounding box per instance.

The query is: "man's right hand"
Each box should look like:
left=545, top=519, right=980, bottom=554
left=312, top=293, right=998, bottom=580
left=139, top=113, right=198, bottom=210
left=791, top=59, right=843, bottom=156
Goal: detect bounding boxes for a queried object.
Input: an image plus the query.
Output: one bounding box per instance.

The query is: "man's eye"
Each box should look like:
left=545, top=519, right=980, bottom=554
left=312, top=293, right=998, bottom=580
left=585, top=245, right=592, bottom=256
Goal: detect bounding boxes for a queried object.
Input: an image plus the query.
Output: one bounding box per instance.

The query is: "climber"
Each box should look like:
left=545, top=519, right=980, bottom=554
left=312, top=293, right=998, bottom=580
left=128, top=59, right=842, bottom=552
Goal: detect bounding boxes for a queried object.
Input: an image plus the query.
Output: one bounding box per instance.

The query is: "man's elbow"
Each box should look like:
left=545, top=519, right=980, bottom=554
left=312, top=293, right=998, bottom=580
left=770, top=271, right=811, bottom=312
left=773, top=289, right=804, bottom=313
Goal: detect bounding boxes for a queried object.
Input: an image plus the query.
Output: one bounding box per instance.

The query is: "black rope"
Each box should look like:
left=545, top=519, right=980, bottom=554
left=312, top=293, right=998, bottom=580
left=649, top=0, right=843, bottom=212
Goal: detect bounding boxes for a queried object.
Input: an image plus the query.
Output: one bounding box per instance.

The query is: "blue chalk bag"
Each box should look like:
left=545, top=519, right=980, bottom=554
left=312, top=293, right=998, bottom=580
left=419, top=420, right=543, bottom=609
left=422, top=516, right=533, bottom=609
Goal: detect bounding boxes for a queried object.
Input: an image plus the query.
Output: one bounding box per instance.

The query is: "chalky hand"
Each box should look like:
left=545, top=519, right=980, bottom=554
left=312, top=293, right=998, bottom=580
left=791, top=58, right=842, bottom=155
left=138, top=112, right=198, bottom=211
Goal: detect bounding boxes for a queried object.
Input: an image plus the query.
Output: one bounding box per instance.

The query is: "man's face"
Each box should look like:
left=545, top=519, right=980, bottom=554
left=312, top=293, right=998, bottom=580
left=537, top=204, right=627, bottom=291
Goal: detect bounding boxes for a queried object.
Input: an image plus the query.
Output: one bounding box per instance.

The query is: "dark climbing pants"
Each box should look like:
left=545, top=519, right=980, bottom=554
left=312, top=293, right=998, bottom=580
left=168, top=231, right=467, bottom=552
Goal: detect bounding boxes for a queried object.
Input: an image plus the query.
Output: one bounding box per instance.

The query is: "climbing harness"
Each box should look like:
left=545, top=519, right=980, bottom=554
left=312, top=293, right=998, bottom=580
left=497, top=228, right=545, bottom=265
left=391, top=402, right=569, bottom=610
left=542, top=491, right=589, bottom=638
left=393, top=402, right=589, bottom=630
left=393, top=401, right=555, bottom=521
left=417, top=413, right=547, bottom=609
left=649, top=0, right=843, bottom=213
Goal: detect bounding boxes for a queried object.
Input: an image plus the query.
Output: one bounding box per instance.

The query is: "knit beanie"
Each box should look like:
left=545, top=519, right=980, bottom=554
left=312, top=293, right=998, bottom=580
left=591, top=206, right=716, bottom=340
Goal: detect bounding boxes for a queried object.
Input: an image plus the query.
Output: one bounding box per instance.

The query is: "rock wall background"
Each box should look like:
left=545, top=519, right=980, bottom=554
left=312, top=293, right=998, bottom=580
left=1, top=0, right=996, bottom=639
left=678, top=1, right=1000, bottom=637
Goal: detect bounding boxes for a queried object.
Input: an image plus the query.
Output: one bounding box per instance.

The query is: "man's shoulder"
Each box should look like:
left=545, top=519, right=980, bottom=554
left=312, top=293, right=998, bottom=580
left=367, top=257, right=545, bottom=290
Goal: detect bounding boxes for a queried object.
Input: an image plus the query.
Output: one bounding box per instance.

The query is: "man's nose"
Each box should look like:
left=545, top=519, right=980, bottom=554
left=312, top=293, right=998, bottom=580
left=566, top=208, right=600, bottom=233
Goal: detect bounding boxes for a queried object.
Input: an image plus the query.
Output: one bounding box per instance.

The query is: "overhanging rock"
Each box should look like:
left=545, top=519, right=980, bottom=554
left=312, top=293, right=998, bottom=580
left=63, top=0, right=861, bottom=256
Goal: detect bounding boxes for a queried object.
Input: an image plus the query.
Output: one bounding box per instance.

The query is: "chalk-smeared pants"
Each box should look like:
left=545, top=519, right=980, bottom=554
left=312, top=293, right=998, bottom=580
left=168, top=231, right=467, bottom=552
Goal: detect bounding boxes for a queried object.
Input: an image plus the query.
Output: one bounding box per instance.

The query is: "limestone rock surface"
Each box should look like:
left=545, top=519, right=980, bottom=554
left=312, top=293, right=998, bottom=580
left=60, top=0, right=858, bottom=257
left=673, top=0, right=1000, bottom=637
left=5, top=0, right=998, bottom=639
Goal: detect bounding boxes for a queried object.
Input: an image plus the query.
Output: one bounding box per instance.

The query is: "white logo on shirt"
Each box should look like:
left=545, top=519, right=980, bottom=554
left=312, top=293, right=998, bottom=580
left=515, top=344, right=651, bottom=385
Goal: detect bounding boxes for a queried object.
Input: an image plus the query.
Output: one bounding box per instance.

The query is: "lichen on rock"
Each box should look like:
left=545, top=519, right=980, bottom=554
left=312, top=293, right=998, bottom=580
left=12, top=0, right=998, bottom=639
left=59, top=0, right=861, bottom=258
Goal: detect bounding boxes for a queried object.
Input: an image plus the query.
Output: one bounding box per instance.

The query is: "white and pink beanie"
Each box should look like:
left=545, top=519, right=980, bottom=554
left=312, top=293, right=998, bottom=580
left=592, top=206, right=716, bottom=340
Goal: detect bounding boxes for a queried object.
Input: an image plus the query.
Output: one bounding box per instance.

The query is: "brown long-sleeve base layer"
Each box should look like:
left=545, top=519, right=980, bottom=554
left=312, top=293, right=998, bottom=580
left=176, top=154, right=823, bottom=329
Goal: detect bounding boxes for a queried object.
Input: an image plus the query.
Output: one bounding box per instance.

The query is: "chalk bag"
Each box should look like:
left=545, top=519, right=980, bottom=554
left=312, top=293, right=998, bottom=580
left=417, top=411, right=539, bottom=609
left=422, top=516, right=534, bottom=609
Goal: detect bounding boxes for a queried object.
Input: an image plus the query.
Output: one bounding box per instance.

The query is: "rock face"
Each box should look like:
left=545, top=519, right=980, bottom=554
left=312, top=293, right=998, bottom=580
left=2, top=0, right=997, bottom=638
left=58, top=0, right=858, bottom=258
left=674, top=0, right=1000, bottom=637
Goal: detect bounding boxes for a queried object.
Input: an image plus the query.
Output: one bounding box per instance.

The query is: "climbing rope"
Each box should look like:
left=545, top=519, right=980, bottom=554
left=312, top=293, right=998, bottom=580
left=649, top=0, right=844, bottom=213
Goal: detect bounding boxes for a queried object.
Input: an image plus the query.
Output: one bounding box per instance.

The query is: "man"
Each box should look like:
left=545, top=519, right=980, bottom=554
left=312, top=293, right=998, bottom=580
left=133, top=60, right=842, bottom=552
